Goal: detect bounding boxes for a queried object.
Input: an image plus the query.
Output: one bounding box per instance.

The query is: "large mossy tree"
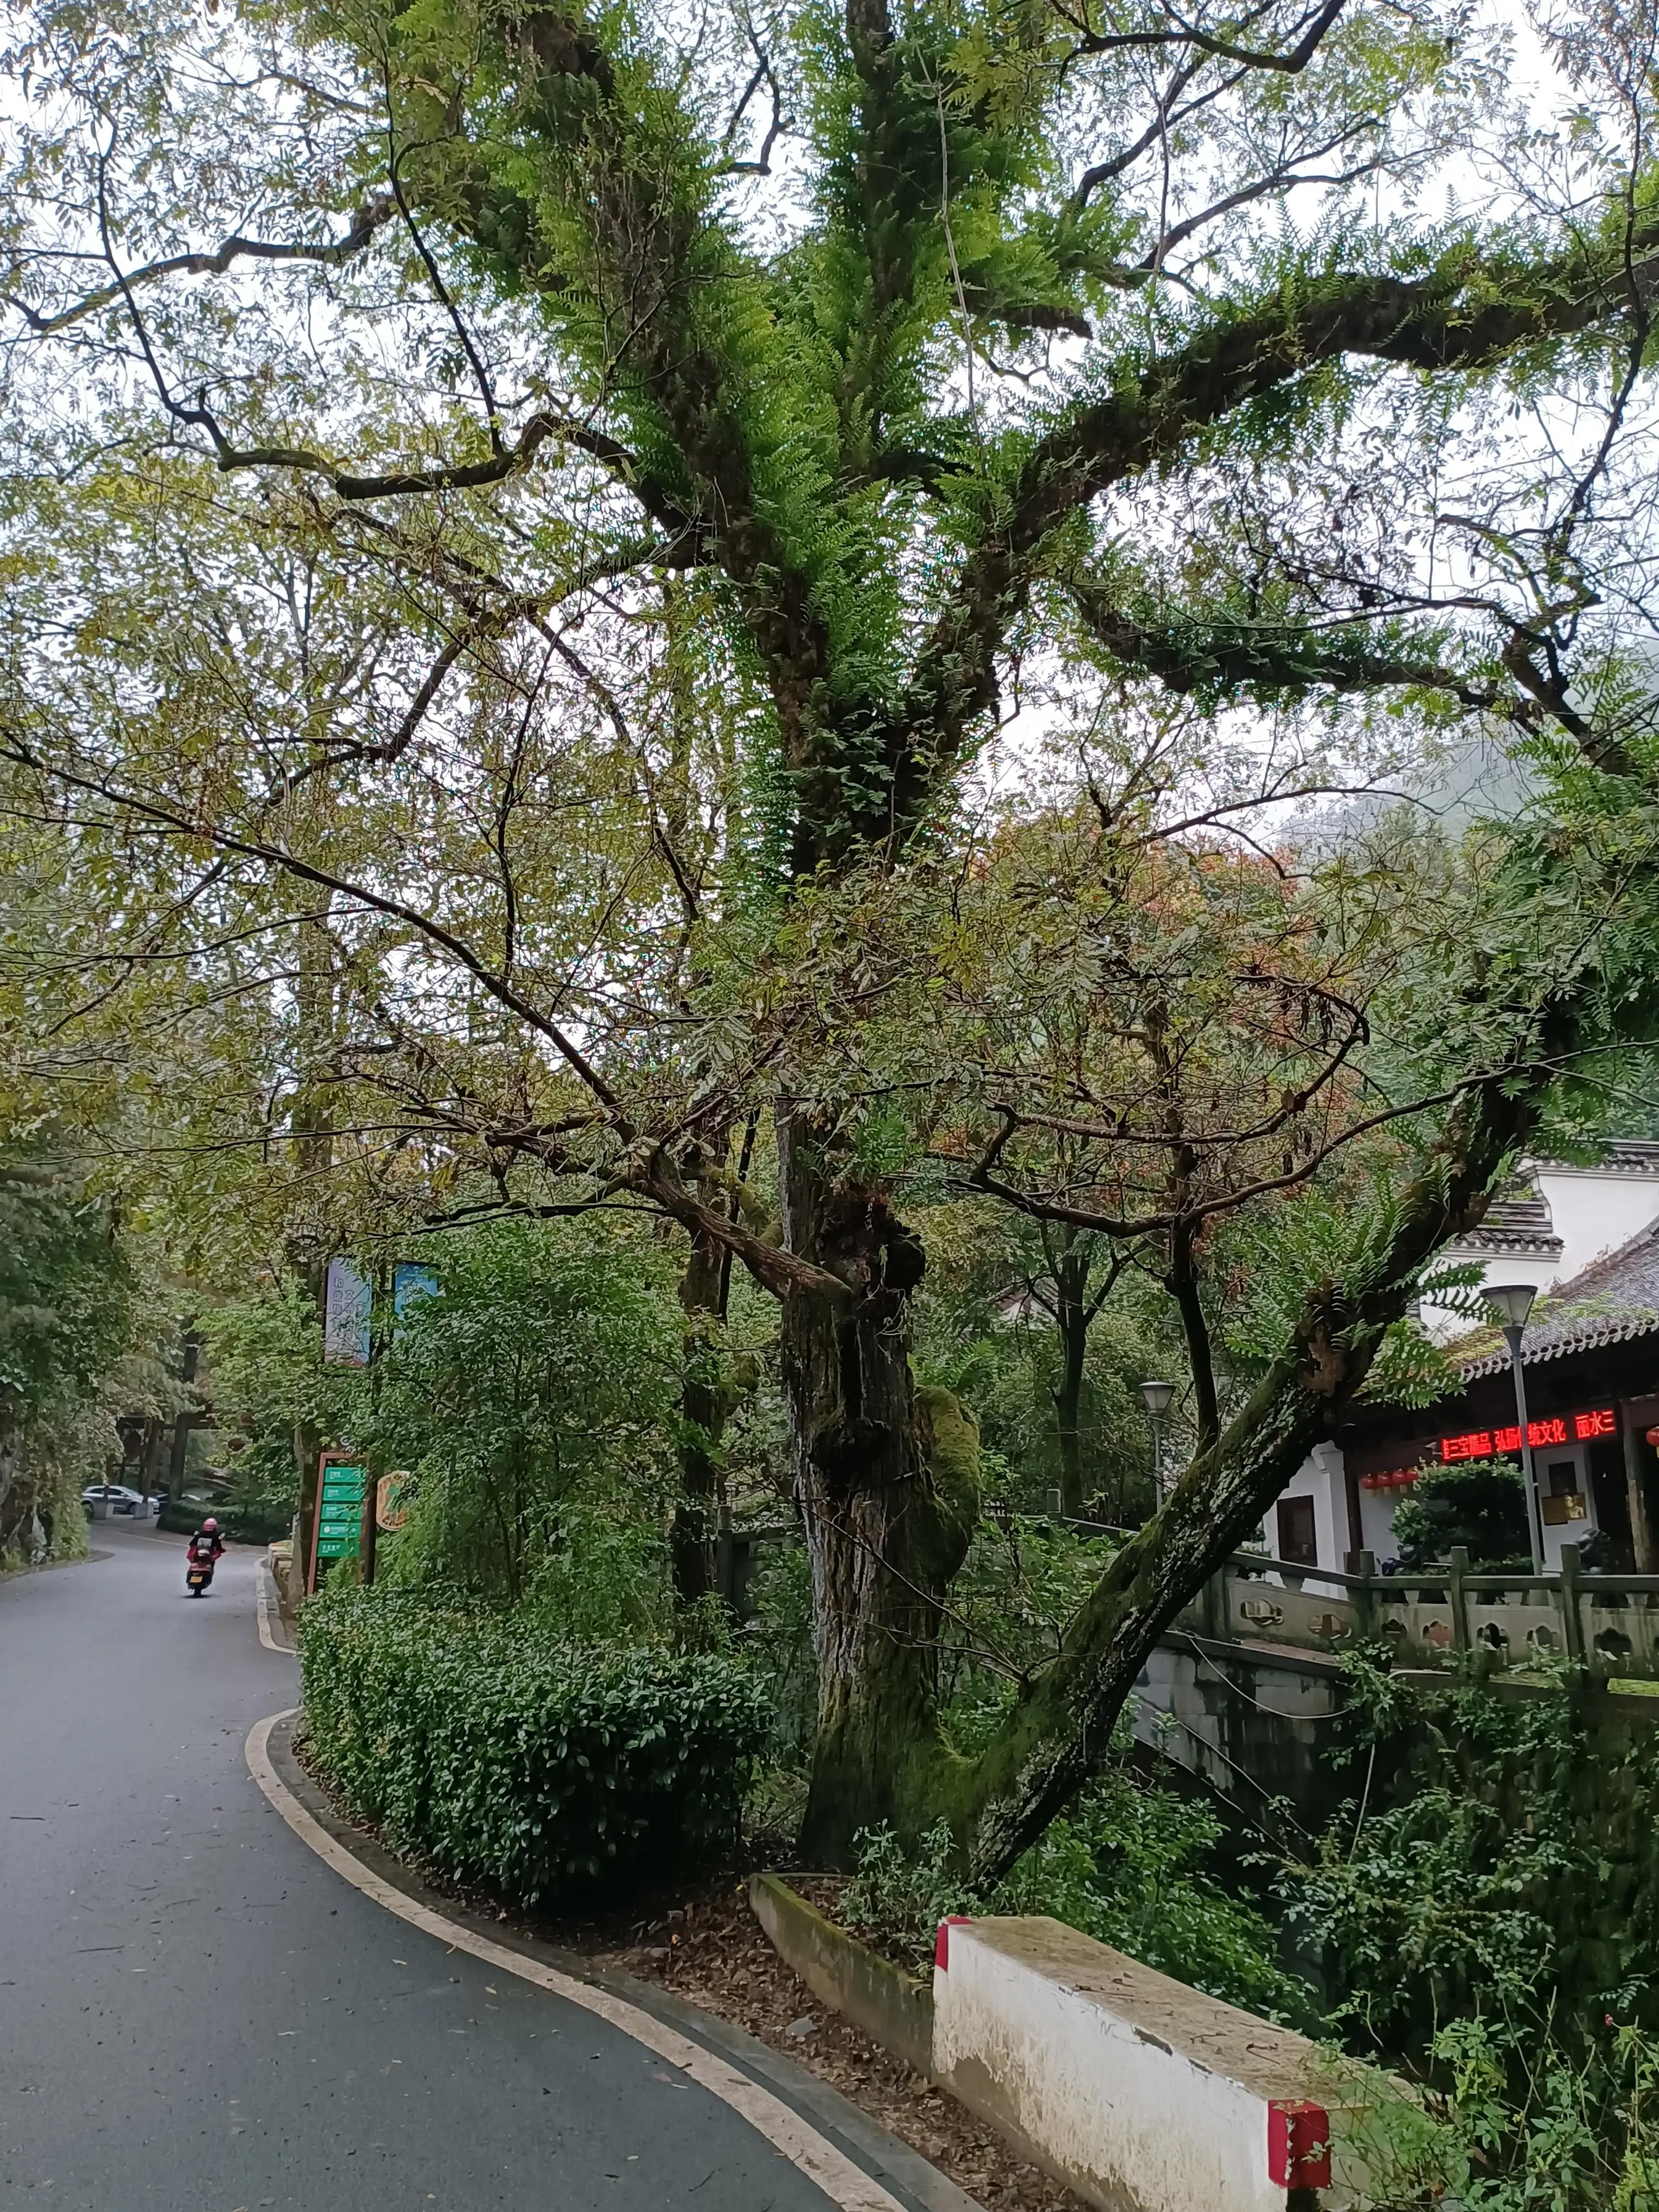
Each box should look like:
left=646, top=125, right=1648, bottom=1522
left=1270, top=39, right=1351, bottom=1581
left=5, top=0, right=1659, bottom=1869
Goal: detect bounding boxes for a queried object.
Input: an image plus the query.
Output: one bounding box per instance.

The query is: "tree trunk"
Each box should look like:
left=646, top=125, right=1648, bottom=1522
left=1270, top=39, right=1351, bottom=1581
left=288, top=909, right=334, bottom=1590
left=955, top=1081, right=1537, bottom=1885
left=1051, top=1250, right=1089, bottom=1519
left=780, top=1108, right=981, bottom=1865
left=671, top=1224, right=727, bottom=1606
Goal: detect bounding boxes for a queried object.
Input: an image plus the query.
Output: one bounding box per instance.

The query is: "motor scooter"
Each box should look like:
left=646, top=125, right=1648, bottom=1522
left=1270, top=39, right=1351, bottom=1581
left=185, top=1534, right=217, bottom=1597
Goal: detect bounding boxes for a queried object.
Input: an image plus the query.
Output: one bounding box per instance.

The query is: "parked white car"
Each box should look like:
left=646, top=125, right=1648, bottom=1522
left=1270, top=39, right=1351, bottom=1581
left=81, top=1483, right=154, bottom=1516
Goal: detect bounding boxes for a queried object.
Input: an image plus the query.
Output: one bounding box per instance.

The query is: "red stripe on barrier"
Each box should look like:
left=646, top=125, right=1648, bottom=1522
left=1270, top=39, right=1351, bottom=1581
left=934, top=1916, right=973, bottom=1971
left=1267, top=2100, right=1331, bottom=2189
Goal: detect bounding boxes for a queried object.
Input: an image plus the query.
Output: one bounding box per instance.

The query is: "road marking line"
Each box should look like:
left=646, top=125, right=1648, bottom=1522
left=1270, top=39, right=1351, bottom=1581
left=245, top=1711, right=907, bottom=2212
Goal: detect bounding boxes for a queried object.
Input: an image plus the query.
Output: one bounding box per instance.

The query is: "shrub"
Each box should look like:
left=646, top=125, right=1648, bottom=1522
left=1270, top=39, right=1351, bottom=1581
left=997, top=1768, right=1314, bottom=2022
left=299, top=1588, right=768, bottom=1905
left=840, top=1819, right=983, bottom=1967
left=1278, top=1661, right=1659, bottom=2053
left=222, top=1501, right=295, bottom=1544
left=1355, top=2013, right=1659, bottom=2211
left=157, top=1493, right=287, bottom=1541
left=1390, top=1457, right=1531, bottom=1571
left=842, top=1758, right=1312, bottom=2022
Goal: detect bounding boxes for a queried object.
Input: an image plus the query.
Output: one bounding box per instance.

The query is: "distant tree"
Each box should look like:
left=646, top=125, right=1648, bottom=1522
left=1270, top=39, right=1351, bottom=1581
left=0, top=1156, right=133, bottom=1556
left=349, top=1220, right=680, bottom=1599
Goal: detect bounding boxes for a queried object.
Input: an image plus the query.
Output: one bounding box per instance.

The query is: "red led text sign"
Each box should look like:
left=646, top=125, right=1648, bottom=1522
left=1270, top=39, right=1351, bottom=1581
left=1440, top=1407, right=1616, bottom=1464
left=1361, top=1406, right=1618, bottom=1491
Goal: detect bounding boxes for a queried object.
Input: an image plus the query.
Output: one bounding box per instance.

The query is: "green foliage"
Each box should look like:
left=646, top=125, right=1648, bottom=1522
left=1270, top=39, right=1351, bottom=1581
left=912, top=1207, right=1169, bottom=1521
left=996, top=1769, right=1313, bottom=2021
left=0, top=1154, right=140, bottom=1561
left=1391, top=1458, right=1531, bottom=1571
left=937, top=1514, right=1122, bottom=1752
left=516, top=1503, right=685, bottom=1644
left=1358, top=2016, right=1659, bottom=2212
left=1222, top=1194, right=1478, bottom=1413
left=0, top=1161, right=130, bottom=1425
left=299, top=1586, right=768, bottom=1905
left=741, top=1533, right=820, bottom=1770
left=844, top=1757, right=1310, bottom=2021
left=1282, top=1658, right=1659, bottom=2049
left=201, top=1222, right=682, bottom=1594
left=839, top=1818, right=982, bottom=1966
left=199, top=1279, right=344, bottom=1522
left=9, top=1392, right=103, bottom=1561
left=357, top=1219, right=681, bottom=1599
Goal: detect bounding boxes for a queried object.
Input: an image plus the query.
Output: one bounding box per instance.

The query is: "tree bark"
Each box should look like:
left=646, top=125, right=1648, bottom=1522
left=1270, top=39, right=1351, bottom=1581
left=671, top=1223, right=727, bottom=1606
left=287, top=910, right=333, bottom=1589
left=1051, top=1249, right=1089, bottom=1520
left=955, top=1079, right=1538, bottom=1884
left=780, top=1107, right=981, bottom=1865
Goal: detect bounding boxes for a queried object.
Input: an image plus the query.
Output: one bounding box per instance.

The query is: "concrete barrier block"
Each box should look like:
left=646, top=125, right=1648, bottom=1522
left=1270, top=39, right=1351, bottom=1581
left=932, top=1916, right=1381, bottom=2212
left=747, top=1872, right=935, bottom=2077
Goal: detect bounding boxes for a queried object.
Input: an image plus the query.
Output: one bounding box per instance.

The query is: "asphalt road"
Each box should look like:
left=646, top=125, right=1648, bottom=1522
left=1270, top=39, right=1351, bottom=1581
left=0, top=1523, right=855, bottom=2211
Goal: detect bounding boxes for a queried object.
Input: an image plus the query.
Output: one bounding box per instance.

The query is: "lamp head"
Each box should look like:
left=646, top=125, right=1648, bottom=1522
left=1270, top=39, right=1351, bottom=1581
left=1483, top=1282, right=1537, bottom=1331
left=1139, top=1380, right=1176, bottom=1419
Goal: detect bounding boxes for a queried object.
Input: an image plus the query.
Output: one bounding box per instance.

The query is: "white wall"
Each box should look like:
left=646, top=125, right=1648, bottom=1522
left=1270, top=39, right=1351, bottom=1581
left=1263, top=1443, right=1348, bottom=1581
left=1420, top=1249, right=1559, bottom=1344
left=930, top=1916, right=1390, bottom=2211
left=1533, top=1166, right=1659, bottom=1283
left=1423, top=1161, right=1659, bottom=1344
left=1356, top=1477, right=1406, bottom=1563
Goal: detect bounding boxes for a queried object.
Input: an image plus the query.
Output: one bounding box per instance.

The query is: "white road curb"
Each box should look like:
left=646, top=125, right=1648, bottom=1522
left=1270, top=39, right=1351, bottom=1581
left=244, top=1710, right=910, bottom=2212
left=254, top=1555, right=292, bottom=1653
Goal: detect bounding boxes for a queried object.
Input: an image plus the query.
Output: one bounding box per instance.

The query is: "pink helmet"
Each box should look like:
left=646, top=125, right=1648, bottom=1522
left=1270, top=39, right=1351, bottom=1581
left=202, top=1517, right=218, bottom=1532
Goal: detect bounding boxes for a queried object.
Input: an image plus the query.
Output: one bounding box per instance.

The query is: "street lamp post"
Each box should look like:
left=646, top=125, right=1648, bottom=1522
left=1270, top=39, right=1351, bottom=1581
left=1139, top=1381, right=1176, bottom=1505
left=1485, top=1283, right=1544, bottom=1577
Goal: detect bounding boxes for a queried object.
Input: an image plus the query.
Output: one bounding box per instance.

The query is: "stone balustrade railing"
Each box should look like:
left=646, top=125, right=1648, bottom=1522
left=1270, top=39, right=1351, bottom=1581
left=1182, top=1543, right=1659, bottom=1673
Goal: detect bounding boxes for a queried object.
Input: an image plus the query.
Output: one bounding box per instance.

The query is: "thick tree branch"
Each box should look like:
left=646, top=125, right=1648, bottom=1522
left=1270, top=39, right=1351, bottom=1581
left=960, top=1057, right=1550, bottom=1881
left=894, top=242, right=1659, bottom=810
left=1068, top=582, right=1503, bottom=712
left=958, top=1075, right=1491, bottom=1237
left=1067, top=0, right=1350, bottom=75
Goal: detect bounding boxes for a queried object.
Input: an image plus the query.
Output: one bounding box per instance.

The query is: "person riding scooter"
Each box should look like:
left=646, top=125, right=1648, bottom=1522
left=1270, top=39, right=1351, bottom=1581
left=184, top=1516, right=224, bottom=1596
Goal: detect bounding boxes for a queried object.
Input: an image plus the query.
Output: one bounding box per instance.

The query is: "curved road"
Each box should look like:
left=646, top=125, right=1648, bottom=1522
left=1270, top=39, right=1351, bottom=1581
left=0, top=1526, right=919, bottom=2211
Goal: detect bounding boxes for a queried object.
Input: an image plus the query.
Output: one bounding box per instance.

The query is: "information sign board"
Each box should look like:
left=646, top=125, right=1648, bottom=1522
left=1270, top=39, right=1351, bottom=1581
left=307, top=1453, right=368, bottom=1589
left=323, top=1258, right=372, bottom=1365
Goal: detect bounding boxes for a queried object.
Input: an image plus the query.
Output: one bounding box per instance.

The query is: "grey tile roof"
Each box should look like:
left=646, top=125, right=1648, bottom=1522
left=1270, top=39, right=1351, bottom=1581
left=1457, top=1219, right=1659, bottom=1378
left=1451, top=1174, right=1561, bottom=1259
left=1538, top=1140, right=1659, bottom=1176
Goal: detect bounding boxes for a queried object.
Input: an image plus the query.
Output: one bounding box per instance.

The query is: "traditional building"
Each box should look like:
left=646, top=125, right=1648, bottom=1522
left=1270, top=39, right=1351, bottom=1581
left=1268, top=1147, right=1659, bottom=1577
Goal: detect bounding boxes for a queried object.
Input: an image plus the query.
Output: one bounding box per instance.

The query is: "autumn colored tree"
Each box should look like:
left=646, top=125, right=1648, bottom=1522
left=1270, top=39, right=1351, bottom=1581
left=5, top=0, right=1659, bottom=1870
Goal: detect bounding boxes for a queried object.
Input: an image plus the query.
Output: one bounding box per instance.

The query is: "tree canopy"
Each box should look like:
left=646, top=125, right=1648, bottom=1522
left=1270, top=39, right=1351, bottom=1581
left=3, top=0, right=1659, bottom=1864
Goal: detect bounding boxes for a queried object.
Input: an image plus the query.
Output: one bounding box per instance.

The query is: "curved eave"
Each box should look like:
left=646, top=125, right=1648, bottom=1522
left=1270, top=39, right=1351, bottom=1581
left=1450, top=1231, right=1564, bottom=1256
left=1457, top=1310, right=1659, bottom=1379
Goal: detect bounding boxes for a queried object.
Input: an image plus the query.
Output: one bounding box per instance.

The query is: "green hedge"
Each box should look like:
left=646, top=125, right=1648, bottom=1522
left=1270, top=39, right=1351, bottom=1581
left=299, top=1589, right=767, bottom=1905
left=156, top=1497, right=292, bottom=1542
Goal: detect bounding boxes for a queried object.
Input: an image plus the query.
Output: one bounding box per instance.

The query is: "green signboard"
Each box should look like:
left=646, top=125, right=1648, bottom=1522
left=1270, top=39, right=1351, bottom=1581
left=315, top=1459, right=368, bottom=1568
